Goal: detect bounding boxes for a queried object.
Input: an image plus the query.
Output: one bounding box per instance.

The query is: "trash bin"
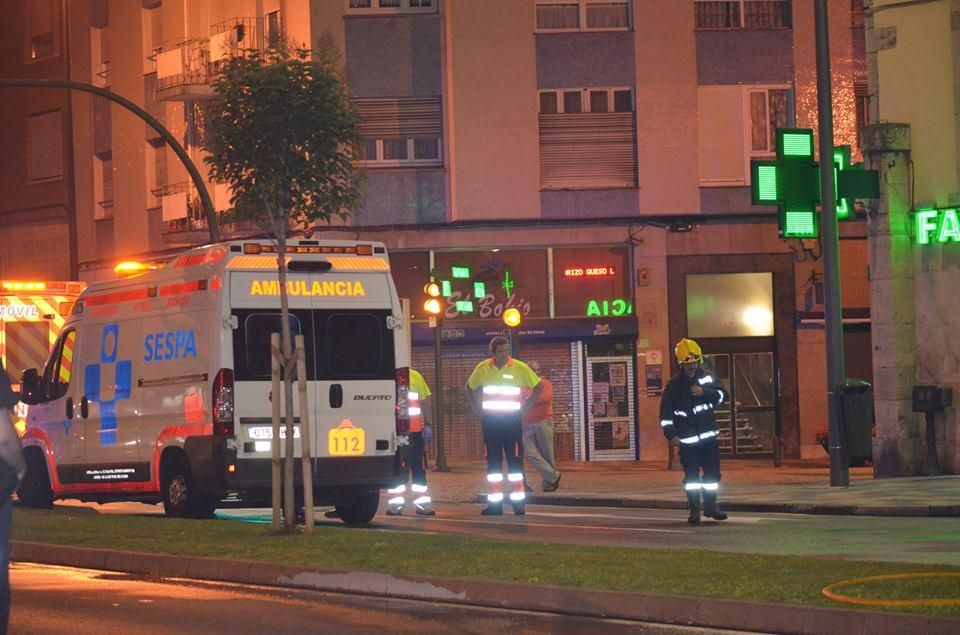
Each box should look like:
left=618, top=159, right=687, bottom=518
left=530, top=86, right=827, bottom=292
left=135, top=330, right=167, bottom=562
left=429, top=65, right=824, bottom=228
left=836, top=378, right=873, bottom=463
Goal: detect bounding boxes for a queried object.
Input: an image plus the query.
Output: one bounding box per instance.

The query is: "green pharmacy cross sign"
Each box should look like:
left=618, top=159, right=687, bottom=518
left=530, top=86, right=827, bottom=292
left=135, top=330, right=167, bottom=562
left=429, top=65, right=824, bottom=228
left=751, top=128, right=879, bottom=239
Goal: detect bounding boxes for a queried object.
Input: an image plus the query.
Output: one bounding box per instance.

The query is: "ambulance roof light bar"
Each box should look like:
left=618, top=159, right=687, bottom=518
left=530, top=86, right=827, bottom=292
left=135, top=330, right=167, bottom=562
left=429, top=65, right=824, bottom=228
left=242, top=242, right=374, bottom=256
left=114, top=261, right=159, bottom=277
left=1, top=281, right=46, bottom=291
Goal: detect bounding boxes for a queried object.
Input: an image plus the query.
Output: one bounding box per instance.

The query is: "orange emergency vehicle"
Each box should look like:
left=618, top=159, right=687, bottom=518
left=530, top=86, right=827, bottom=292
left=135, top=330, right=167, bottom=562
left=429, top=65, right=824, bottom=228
left=0, top=280, right=86, bottom=434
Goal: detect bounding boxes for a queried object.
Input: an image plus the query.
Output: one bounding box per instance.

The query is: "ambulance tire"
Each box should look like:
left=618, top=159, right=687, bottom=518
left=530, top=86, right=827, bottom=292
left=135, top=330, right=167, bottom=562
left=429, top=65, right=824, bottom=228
left=18, top=448, right=53, bottom=509
left=333, top=488, right=380, bottom=526
left=161, top=453, right=216, bottom=519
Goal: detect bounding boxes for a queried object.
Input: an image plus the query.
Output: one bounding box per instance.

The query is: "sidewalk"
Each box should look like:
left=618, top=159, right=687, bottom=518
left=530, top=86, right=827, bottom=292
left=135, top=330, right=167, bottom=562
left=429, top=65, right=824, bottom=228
left=425, top=458, right=960, bottom=516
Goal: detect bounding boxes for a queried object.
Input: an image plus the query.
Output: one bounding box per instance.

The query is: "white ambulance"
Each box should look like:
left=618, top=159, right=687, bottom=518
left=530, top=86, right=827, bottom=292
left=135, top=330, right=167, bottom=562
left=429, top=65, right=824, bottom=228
left=17, top=239, right=411, bottom=524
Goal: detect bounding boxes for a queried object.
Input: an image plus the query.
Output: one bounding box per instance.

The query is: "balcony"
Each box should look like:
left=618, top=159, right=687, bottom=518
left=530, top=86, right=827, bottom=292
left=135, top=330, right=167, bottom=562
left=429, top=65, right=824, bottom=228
left=155, top=16, right=283, bottom=102
left=155, top=38, right=213, bottom=101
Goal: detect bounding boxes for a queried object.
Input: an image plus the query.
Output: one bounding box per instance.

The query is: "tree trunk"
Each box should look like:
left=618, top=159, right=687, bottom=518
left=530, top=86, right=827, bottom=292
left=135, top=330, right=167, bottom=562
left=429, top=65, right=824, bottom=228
left=277, top=235, right=297, bottom=532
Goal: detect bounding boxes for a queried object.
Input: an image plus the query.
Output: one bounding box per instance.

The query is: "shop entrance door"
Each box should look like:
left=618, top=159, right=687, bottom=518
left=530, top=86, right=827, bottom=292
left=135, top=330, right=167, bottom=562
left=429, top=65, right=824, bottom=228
left=584, top=355, right=636, bottom=461
left=704, top=351, right=778, bottom=456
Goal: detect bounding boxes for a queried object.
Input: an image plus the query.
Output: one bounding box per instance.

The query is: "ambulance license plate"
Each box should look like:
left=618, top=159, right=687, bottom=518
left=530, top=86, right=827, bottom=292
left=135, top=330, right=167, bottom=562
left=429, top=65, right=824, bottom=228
left=329, top=419, right=365, bottom=456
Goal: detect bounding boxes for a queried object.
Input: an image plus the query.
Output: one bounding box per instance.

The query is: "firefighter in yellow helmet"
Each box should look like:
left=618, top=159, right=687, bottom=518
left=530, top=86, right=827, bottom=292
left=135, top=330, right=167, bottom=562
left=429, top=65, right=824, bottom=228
left=659, top=338, right=729, bottom=525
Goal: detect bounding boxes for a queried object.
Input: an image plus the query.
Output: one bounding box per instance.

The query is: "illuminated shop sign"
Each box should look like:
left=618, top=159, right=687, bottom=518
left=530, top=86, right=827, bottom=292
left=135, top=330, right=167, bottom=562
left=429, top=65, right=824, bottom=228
left=563, top=266, right=617, bottom=278
left=586, top=299, right=633, bottom=317
left=915, top=208, right=960, bottom=245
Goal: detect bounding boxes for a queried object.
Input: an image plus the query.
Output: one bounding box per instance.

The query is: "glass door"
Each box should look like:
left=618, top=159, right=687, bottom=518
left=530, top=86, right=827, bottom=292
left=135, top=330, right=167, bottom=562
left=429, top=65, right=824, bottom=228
left=705, top=352, right=777, bottom=456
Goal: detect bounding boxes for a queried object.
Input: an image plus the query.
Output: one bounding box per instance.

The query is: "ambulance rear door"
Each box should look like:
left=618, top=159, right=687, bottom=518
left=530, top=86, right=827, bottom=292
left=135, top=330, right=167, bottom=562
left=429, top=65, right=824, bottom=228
left=309, top=271, right=397, bottom=462
left=229, top=271, right=318, bottom=463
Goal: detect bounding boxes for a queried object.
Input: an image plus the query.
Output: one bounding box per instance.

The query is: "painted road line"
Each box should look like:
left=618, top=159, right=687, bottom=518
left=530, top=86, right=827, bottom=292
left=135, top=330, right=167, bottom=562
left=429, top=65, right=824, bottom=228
left=525, top=510, right=788, bottom=524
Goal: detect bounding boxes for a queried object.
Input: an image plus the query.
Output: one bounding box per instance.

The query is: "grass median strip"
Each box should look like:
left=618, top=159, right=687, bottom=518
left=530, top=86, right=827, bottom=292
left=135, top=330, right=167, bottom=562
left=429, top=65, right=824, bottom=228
left=13, top=506, right=960, bottom=617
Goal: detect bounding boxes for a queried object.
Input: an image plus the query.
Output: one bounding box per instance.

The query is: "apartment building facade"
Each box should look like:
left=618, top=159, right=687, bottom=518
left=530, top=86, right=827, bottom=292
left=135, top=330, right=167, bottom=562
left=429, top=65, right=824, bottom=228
left=0, top=0, right=875, bottom=465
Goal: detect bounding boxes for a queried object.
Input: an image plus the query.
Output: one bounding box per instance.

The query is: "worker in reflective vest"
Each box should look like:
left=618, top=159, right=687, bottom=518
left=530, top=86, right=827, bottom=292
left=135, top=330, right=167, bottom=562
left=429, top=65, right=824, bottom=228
left=659, top=338, right=729, bottom=525
left=465, top=336, right=542, bottom=516
left=386, top=369, right=436, bottom=516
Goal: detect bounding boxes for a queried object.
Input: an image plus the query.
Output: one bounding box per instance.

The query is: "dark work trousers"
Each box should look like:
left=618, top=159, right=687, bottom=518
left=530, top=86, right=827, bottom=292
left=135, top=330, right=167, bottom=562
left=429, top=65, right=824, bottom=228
left=679, top=438, right=722, bottom=487
left=481, top=414, right=524, bottom=476
left=394, top=431, right=427, bottom=487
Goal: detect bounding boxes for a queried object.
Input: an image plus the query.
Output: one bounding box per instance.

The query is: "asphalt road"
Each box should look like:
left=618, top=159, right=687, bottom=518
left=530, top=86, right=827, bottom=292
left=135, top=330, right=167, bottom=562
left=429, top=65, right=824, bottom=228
left=54, top=499, right=960, bottom=566
left=9, top=563, right=750, bottom=634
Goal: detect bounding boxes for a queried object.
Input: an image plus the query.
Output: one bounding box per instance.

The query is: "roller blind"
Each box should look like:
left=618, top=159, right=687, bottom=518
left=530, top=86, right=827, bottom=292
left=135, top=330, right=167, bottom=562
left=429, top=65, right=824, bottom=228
left=539, top=111, right=637, bottom=189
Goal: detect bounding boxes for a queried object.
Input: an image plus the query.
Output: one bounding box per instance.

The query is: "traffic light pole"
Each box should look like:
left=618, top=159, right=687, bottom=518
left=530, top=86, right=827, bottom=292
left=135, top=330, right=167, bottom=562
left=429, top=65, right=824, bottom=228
left=814, top=0, right=849, bottom=487
left=432, top=314, right=450, bottom=472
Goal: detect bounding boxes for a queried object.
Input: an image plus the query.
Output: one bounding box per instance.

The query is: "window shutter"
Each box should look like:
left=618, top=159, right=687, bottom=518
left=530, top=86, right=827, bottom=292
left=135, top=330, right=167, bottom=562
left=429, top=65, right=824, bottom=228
left=102, top=156, right=114, bottom=203
left=28, top=110, right=63, bottom=181
left=539, top=112, right=637, bottom=189
left=698, top=85, right=746, bottom=185
left=353, top=96, right=442, bottom=139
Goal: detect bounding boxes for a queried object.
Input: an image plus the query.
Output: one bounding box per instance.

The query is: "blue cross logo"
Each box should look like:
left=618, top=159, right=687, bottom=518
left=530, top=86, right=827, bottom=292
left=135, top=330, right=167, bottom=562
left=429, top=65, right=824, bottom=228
left=83, top=323, right=132, bottom=446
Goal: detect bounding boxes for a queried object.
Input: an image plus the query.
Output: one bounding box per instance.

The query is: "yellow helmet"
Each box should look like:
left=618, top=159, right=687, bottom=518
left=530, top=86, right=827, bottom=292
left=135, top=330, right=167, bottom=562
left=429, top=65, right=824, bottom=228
left=674, top=338, right=702, bottom=364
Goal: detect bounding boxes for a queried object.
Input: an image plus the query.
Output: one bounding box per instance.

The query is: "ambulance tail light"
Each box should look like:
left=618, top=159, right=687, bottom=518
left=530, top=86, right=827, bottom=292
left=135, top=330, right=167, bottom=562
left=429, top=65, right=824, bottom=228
left=395, top=367, right=410, bottom=435
left=213, top=369, right=235, bottom=436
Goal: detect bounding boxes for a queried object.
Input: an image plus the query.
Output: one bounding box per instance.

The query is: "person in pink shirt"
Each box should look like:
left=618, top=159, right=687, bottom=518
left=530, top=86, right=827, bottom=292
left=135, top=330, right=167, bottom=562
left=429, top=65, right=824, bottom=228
left=522, top=361, right=561, bottom=492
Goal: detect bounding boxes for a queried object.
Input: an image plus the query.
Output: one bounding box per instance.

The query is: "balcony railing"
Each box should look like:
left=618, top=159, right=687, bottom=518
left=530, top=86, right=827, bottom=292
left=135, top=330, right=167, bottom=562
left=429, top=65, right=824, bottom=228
left=154, top=16, right=283, bottom=101
left=155, top=37, right=213, bottom=100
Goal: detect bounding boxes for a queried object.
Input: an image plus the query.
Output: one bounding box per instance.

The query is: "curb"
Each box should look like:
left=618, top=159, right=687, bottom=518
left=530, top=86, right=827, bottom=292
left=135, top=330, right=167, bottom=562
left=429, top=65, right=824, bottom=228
left=12, top=541, right=960, bottom=635
left=477, top=495, right=960, bottom=517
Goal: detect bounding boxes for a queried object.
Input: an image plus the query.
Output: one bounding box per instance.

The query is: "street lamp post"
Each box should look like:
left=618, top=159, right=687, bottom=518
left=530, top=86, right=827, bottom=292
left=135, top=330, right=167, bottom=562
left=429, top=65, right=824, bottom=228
left=814, top=0, right=849, bottom=487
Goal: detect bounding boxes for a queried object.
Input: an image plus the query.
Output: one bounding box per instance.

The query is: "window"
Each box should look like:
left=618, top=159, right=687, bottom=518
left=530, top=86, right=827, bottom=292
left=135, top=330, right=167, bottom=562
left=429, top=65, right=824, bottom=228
left=27, top=110, right=63, bottom=182
left=854, top=81, right=870, bottom=152
left=538, top=87, right=637, bottom=189
left=345, top=0, right=436, bottom=15
left=326, top=314, right=385, bottom=377
left=354, top=97, right=443, bottom=167
left=697, top=84, right=792, bottom=186
left=536, top=0, right=631, bottom=32
left=25, top=0, right=58, bottom=61
left=694, top=0, right=791, bottom=30
left=242, top=313, right=303, bottom=379
left=94, top=152, right=113, bottom=219
left=539, top=88, right=634, bottom=114
left=145, top=141, right=166, bottom=212
left=91, top=27, right=110, bottom=87
left=40, top=330, right=77, bottom=401
left=142, top=7, right=162, bottom=74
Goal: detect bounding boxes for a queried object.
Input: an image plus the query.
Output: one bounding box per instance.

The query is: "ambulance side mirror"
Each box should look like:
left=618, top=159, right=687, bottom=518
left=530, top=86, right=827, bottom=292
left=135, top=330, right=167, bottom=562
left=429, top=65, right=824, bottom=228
left=20, top=369, right=41, bottom=405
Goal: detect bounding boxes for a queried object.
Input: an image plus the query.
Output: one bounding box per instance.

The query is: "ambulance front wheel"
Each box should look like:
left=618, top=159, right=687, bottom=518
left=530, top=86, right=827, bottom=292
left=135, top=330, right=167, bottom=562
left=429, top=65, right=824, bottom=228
left=161, top=452, right=216, bottom=519
left=18, top=448, right=53, bottom=509
left=333, top=487, right=380, bottom=525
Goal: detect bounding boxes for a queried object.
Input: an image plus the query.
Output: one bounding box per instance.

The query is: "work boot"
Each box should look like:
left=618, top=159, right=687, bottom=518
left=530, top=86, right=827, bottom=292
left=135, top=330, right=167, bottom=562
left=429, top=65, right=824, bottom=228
left=511, top=502, right=526, bottom=516
left=481, top=504, right=503, bottom=516
left=386, top=503, right=405, bottom=516
left=414, top=503, right=436, bottom=517
left=703, top=491, right=728, bottom=521
left=686, top=491, right=701, bottom=525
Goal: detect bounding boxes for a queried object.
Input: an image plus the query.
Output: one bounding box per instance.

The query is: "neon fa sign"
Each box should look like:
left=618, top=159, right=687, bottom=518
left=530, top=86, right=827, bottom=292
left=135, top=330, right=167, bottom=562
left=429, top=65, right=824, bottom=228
left=915, top=208, right=960, bottom=245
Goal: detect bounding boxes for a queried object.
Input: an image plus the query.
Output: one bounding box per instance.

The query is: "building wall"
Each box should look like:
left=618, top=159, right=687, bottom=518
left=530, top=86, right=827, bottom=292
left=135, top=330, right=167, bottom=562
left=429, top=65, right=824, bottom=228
left=11, top=0, right=878, bottom=464
left=445, top=0, right=539, bottom=220
left=870, top=0, right=960, bottom=473
left=0, top=0, right=73, bottom=279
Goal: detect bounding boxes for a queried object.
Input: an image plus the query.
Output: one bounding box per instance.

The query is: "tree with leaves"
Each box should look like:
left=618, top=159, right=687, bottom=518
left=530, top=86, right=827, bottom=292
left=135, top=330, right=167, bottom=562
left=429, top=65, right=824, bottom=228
left=203, top=45, right=360, bottom=531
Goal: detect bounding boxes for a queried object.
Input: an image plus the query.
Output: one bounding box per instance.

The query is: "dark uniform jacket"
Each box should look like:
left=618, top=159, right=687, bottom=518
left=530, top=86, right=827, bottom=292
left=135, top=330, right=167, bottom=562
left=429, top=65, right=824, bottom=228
left=658, top=366, right=727, bottom=445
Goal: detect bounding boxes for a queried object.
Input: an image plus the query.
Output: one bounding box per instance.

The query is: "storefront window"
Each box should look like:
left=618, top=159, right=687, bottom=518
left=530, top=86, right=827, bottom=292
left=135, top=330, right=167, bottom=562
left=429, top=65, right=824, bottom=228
left=434, top=249, right=548, bottom=319
left=389, top=251, right=431, bottom=319
left=553, top=245, right=630, bottom=318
